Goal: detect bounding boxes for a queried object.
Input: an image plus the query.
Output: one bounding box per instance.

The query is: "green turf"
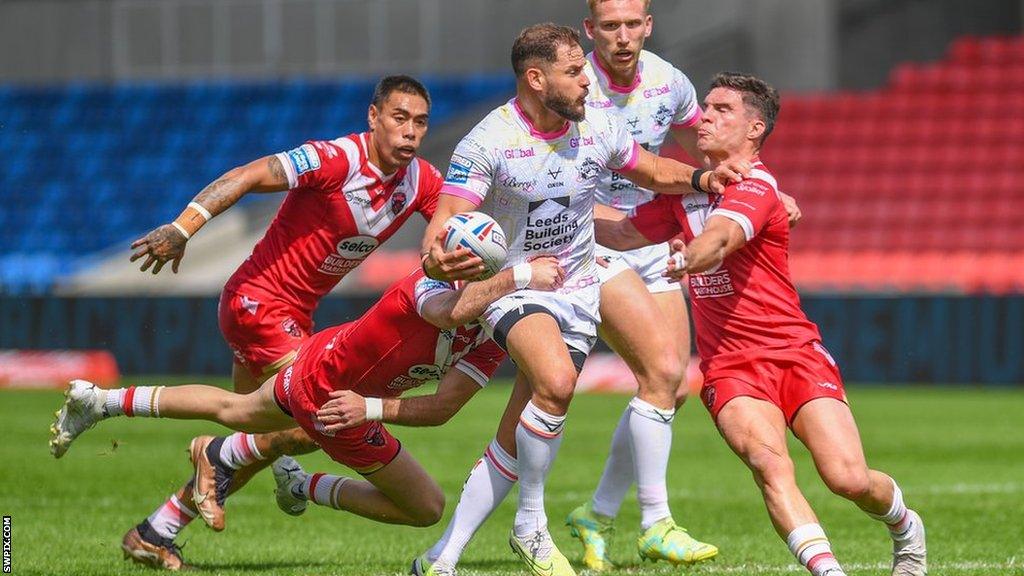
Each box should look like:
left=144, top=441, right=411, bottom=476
left=2, top=383, right=1023, bottom=575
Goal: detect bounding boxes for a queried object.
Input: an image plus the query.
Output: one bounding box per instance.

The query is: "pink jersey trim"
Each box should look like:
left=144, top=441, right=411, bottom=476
left=513, top=98, right=570, bottom=140
left=591, top=52, right=642, bottom=94
left=671, top=106, right=703, bottom=129
left=617, top=140, right=642, bottom=172
left=441, top=184, right=483, bottom=207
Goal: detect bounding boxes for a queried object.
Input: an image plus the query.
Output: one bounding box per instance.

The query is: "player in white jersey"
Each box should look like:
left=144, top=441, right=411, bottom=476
left=416, top=23, right=746, bottom=576
left=562, top=0, right=715, bottom=569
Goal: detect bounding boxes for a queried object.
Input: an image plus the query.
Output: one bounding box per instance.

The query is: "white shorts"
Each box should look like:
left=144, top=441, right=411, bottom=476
left=595, top=242, right=681, bottom=294
left=482, top=281, right=601, bottom=360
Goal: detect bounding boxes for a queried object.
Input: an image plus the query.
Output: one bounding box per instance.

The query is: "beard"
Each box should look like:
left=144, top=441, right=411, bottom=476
left=544, top=91, right=586, bottom=122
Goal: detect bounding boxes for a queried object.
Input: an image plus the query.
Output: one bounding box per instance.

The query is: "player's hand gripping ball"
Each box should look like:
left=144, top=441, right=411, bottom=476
left=442, top=212, right=508, bottom=280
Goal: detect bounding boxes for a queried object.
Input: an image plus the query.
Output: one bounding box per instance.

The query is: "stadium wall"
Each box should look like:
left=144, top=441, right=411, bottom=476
left=2, top=296, right=1021, bottom=385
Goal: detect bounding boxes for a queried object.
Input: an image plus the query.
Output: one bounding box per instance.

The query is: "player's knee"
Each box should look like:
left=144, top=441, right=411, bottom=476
left=823, top=466, right=871, bottom=501
left=409, top=489, right=445, bottom=527
left=533, top=371, right=576, bottom=410
left=747, top=447, right=795, bottom=487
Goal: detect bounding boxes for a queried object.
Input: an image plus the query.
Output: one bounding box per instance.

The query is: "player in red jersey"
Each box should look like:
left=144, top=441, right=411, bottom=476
left=121, top=75, right=474, bottom=569
left=50, top=257, right=565, bottom=569
left=594, top=73, right=927, bottom=576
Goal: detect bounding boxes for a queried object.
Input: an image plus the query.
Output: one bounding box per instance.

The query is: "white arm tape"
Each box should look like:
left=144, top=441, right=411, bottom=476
left=365, top=397, right=384, bottom=421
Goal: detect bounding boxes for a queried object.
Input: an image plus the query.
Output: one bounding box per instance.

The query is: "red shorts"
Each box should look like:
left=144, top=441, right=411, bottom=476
left=274, top=365, right=401, bottom=475
left=700, top=341, right=847, bottom=425
left=218, top=289, right=312, bottom=378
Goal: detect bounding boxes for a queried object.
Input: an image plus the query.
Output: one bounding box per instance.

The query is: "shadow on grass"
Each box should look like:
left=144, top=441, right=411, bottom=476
left=187, top=560, right=336, bottom=572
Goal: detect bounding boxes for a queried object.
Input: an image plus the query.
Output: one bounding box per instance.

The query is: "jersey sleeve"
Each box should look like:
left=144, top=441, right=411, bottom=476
left=413, top=276, right=457, bottom=317
left=628, top=195, right=684, bottom=243
left=441, top=130, right=495, bottom=207
left=274, top=140, right=351, bottom=191
left=454, top=339, right=506, bottom=387
left=670, top=68, right=702, bottom=129
left=600, top=111, right=642, bottom=172
left=417, top=161, right=444, bottom=221
left=710, top=179, right=779, bottom=240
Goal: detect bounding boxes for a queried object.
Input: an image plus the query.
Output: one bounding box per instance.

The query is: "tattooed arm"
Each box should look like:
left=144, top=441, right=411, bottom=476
left=130, top=156, right=290, bottom=274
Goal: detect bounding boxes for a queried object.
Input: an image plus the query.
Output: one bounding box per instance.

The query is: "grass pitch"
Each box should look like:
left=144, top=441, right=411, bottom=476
left=2, top=382, right=1022, bottom=575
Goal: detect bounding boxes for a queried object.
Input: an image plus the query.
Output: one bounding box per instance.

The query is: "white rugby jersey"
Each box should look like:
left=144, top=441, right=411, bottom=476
left=585, top=50, right=701, bottom=211
left=442, top=98, right=639, bottom=287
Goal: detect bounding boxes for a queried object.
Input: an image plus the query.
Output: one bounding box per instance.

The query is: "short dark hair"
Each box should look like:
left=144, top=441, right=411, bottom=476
left=371, top=75, right=431, bottom=109
left=709, top=72, right=780, bottom=147
left=511, top=23, right=581, bottom=77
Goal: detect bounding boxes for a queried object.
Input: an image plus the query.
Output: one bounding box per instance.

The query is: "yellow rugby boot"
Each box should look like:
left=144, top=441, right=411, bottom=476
left=637, top=517, right=718, bottom=565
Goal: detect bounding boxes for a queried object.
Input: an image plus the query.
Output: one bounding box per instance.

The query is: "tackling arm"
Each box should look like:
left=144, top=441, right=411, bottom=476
left=593, top=204, right=654, bottom=251
left=129, top=155, right=290, bottom=274
left=315, top=368, right=484, bottom=431
left=668, top=216, right=747, bottom=276
left=617, top=147, right=749, bottom=196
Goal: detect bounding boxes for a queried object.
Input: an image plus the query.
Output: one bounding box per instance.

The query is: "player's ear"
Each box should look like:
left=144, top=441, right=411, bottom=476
left=583, top=17, right=595, bottom=40
left=525, top=67, right=546, bottom=92
left=367, top=104, right=379, bottom=131
left=644, top=14, right=653, bottom=38
left=748, top=118, right=766, bottom=144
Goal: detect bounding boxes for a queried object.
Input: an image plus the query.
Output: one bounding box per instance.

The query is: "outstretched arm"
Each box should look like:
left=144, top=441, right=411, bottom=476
left=593, top=204, right=654, bottom=251
left=617, top=146, right=749, bottom=196
left=420, top=256, right=564, bottom=330
left=315, top=366, right=484, bottom=430
left=130, top=155, right=290, bottom=274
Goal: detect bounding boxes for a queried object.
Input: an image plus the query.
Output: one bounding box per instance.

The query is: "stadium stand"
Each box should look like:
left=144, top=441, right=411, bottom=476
left=4, top=36, right=1022, bottom=295
left=0, top=77, right=514, bottom=294
left=760, top=35, right=1024, bottom=294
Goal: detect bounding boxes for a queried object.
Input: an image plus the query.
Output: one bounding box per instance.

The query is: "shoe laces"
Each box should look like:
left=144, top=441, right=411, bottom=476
left=524, top=531, right=554, bottom=560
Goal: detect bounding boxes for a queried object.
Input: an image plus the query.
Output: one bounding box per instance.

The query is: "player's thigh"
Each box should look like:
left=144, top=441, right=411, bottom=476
left=505, top=313, right=577, bottom=407
left=791, top=398, right=870, bottom=489
left=650, top=287, right=690, bottom=364
left=364, top=449, right=444, bottom=520
left=247, top=375, right=300, bottom=432
left=716, top=396, right=793, bottom=481
left=598, top=269, right=682, bottom=390
left=495, top=371, right=532, bottom=458
left=232, top=361, right=262, bottom=394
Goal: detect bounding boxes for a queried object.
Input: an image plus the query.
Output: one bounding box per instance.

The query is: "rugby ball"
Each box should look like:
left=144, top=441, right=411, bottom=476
left=442, top=212, right=508, bottom=279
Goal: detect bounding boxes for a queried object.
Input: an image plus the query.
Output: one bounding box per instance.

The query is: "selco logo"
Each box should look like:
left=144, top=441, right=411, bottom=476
left=408, top=364, right=443, bottom=381
left=335, top=236, right=380, bottom=259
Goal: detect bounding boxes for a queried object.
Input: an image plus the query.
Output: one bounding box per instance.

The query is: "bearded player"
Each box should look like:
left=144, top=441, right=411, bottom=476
left=416, top=24, right=746, bottom=576
left=117, top=75, right=475, bottom=569
left=594, top=72, right=927, bottom=576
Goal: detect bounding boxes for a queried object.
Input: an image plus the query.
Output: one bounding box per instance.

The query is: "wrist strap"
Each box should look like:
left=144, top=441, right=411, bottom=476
left=513, top=263, right=532, bottom=289
left=365, top=397, right=383, bottom=421
left=691, top=169, right=709, bottom=193
left=173, top=202, right=212, bottom=239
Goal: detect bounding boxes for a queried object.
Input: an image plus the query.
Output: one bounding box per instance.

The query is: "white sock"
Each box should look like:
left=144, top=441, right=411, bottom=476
left=301, top=473, right=350, bottom=509
left=217, top=433, right=265, bottom=470
left=104, top=386, right=164, bottom=418
left=786, top=523, right=846, bottom=576
left=514, top=401, right=565, bottom=537
left=429, top=439, right=518, bottom=568
left=627, top=397, right=675, bottom=529
left=145, top=493, right=197, bottom=541
left=590, top=407, right=633, bottom=519
left=867, top=479, right=914, bottom=540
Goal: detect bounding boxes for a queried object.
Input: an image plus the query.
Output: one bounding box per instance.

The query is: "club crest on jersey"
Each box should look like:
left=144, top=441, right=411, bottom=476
left=390, top=191, right=407, bottom=215
left=652, top=103, right=674, bottom=127
left=281, top=318, right=301, bottom=338
left=286, top=144, right=321, bottom=175
left=576, top=157, right=601, bottom=181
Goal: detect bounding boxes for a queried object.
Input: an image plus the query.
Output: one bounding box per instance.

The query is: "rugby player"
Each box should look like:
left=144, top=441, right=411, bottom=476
left=594, top=72, right=927, bottom=576
left=49, top=257, right=564, bottom=569
left=418, top=23, right=746, bottom=576
left=118, top=75, right=472, bottom=568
